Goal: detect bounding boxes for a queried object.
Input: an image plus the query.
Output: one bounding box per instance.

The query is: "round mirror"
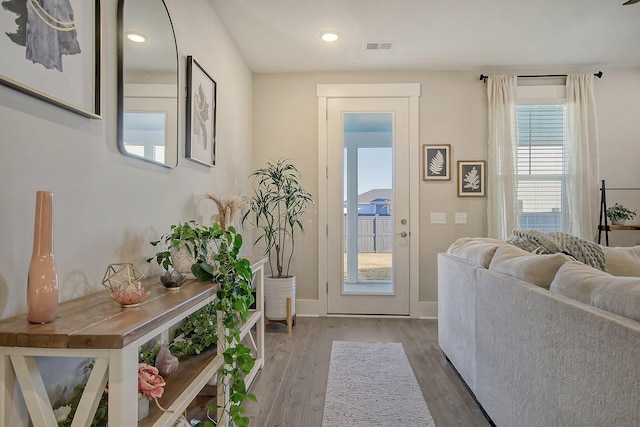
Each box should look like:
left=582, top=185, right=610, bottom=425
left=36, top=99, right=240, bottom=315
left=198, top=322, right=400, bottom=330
left=117, top=0, right=178, bottom=168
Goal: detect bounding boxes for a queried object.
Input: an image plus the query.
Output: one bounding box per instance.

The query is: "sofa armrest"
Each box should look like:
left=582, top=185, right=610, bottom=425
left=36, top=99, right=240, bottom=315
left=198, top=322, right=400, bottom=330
left=438, top=253, right=482, bottom=394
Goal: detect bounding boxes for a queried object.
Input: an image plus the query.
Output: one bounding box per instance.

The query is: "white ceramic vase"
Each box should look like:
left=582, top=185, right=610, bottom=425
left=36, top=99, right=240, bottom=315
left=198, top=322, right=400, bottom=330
left=264, top=276, right=296, bottom=321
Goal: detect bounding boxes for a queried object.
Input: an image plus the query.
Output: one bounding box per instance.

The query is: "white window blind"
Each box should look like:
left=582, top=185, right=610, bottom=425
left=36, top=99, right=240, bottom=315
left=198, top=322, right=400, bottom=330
left=516, top=104, right=566, bottom=232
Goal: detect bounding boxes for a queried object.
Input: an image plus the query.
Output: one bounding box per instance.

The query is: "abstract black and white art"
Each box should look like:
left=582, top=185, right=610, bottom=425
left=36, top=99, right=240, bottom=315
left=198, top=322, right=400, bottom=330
left=423, top=144, right=450, bottom=181
left=457, top=160, right=486, bottom=197
left=0, top=0, right=101, bottom=118
left=186, top=56, right=216, bottom=167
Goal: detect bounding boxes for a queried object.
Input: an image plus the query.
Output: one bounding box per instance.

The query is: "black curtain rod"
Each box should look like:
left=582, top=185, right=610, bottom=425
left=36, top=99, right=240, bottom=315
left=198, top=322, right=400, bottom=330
left=479, top=71, right=603, bottom=82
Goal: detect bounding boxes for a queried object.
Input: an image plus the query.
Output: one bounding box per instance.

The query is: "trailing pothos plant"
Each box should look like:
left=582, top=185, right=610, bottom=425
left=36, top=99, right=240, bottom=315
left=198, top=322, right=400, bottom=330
left=138, top=300, right=219, bottom=364
left=191, top=223, right=257, bottom=427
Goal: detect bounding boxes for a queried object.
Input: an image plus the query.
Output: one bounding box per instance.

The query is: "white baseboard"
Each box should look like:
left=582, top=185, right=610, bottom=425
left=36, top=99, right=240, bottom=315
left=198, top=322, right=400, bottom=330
left=416, top=301, right=438, bottom=319
left=296, top=299, right=322, bottom=317
left=295, top=299, right=438, bottom=319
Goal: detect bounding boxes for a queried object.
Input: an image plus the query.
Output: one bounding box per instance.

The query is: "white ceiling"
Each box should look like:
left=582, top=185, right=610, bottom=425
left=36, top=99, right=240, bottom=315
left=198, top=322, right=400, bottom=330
left=209, top=0, right=640, bottom=74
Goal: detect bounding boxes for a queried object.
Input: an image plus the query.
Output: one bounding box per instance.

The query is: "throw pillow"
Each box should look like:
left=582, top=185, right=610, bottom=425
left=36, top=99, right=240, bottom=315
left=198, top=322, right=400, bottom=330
left=550, top=260, right=640, bottom=322
left=600, top=245, right=640, bottom=277
left=447, top=237, right=506, bottom=268
left=488, top=244, right=572, bottom=289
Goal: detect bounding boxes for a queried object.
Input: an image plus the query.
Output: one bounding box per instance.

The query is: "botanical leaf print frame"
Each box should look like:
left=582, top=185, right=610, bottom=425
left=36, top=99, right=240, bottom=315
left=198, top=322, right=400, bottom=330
left=0, top=0, right=101, bottom=118
left=423, top=144, right=451, bottom=181
left=186, top=56, right=216, bottom=166
left=458, top=160, right=486, bottom=197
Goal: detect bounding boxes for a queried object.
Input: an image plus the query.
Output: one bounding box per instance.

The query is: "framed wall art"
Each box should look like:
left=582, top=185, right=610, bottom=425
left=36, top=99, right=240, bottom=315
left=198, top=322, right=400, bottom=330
left=423, top=144, right=451, bottom=180
left=186, top=56, right=216, bottom=167
left=0, top=0, right=101, bottom=118
left=458, top=160, right=486, bottom=197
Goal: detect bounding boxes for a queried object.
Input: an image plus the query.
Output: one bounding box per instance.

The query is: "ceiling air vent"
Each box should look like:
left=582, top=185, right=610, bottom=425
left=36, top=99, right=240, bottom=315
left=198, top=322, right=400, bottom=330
left=365, top=42, right=393, bottom=51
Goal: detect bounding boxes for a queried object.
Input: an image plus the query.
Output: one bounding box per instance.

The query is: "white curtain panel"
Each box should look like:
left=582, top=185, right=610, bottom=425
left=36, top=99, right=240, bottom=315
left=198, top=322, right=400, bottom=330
left=566, top=74, right=600, bottom=240
left=486, top=75, right=519, bottom=240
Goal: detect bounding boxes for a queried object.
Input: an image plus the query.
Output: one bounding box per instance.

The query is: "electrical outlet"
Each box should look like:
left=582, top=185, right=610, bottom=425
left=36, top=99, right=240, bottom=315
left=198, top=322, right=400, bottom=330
left=455, top=212, right=467, bottom=224
left=430, top=213, right=446, bottom=224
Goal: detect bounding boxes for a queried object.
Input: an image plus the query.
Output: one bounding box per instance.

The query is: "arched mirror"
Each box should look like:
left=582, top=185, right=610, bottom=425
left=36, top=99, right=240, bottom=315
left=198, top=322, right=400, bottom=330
left=117, top=0, right=178, bottom=167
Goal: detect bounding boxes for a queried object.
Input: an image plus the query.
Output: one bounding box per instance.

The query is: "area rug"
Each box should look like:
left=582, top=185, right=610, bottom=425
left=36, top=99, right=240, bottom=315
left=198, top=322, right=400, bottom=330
left=321, top=341, right=436, bottom=427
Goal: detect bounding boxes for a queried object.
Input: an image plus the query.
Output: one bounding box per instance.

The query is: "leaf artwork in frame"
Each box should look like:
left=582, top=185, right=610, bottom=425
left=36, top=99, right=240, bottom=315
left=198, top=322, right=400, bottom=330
left=430, top=151, right=445, bottom=175
left=457, top=160, right=486, bottom=197
left=463, top=167, right=480, bottom=190
left=186, top=56, right=216, bottom=166
left=423, top=144, right=451, bottom=181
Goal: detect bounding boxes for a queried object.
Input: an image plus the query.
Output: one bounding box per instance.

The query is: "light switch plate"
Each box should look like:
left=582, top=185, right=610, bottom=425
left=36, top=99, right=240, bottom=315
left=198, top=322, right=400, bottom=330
left=455, top=212, right=467, bottom=224
left=430, top=213, right=446, bottom=224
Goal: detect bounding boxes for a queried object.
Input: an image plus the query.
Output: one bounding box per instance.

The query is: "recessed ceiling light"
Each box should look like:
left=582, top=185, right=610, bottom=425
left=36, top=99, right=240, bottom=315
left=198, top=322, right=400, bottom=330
left=126, top=31, right=147, bottom=43
left=320, top=31, right=339, bottom=42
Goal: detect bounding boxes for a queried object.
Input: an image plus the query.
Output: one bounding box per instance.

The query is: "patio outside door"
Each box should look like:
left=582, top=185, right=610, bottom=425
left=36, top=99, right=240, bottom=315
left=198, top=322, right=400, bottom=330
left=326, top=97, right=410, bottom=315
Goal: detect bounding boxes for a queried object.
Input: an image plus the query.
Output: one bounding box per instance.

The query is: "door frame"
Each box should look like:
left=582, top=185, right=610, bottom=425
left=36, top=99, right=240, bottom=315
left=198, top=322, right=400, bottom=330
left=316, top=83, right=421, bottom=317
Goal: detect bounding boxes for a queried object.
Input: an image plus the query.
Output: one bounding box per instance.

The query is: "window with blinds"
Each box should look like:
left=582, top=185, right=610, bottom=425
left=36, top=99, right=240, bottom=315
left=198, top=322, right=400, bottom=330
left=516, top=104, right=566, bottom=232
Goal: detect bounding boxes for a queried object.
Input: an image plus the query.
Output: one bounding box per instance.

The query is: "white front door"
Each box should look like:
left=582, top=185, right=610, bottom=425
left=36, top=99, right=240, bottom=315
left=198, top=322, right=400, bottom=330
left=325, top=97, right=411, bottom=315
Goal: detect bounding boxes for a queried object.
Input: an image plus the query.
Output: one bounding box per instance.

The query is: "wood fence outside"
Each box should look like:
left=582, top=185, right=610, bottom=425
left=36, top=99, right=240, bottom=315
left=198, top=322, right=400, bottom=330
left=344, top=215, right=393, bottom=253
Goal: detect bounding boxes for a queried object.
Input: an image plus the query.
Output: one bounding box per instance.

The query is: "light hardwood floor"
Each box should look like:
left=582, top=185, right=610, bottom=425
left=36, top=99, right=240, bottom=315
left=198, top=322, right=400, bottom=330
left=243, top=317, right=493, bottom=427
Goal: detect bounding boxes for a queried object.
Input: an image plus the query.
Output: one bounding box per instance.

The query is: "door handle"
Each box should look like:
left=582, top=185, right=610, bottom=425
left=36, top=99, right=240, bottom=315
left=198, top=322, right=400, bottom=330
left=397, top=231, right=408, bottom=238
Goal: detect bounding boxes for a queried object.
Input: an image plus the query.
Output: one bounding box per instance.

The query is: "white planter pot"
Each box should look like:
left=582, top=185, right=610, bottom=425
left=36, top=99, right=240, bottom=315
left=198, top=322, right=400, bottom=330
left=264, top=275, right=296, bottom=321
left=170, top=243, right=196, bottom=275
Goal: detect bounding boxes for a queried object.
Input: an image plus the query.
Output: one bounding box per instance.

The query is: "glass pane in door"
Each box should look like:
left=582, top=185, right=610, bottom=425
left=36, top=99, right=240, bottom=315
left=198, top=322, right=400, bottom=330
left=342, top=112, right=393, bottom=294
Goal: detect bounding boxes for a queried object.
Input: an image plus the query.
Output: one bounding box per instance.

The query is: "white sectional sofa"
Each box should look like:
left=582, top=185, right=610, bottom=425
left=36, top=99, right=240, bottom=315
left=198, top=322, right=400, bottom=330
left=438, top=238, right=640, bottom=427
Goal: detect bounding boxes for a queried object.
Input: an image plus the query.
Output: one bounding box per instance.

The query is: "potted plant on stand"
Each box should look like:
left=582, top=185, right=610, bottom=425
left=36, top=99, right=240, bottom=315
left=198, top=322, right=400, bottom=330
left=606, top=203, right=637, bottom=225
left=243, top=159, right=314, bottom=333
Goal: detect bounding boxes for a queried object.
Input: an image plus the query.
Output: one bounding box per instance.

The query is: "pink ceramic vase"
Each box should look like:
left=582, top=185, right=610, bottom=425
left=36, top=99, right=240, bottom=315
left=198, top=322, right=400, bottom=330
left=27, top=191, right=59, bottom=324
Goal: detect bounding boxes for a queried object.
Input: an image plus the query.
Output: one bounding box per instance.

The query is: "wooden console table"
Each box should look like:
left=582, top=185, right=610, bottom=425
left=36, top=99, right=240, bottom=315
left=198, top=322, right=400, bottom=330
left=0, top=256, right=266, bottom=427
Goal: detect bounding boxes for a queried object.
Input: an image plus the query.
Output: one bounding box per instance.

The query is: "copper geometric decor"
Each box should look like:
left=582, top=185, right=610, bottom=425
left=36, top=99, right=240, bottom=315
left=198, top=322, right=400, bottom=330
left=102, top=263, right=150, bottom=307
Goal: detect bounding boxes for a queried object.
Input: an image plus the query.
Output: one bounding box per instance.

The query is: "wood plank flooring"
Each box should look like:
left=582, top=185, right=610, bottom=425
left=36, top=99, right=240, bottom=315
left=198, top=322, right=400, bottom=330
left=243, top=317, right=492, bottom=427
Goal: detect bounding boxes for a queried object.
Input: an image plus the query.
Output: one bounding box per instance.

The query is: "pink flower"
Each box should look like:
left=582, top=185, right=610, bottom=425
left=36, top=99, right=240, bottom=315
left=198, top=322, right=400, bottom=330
left=138, top=363, right=166, bottom=399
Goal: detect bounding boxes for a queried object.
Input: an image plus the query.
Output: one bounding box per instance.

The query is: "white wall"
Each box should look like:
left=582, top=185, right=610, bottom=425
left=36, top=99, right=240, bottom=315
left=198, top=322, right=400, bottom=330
left=252, top=68, right=640, bottom=313
left=0, top=0, right=253, bottom=319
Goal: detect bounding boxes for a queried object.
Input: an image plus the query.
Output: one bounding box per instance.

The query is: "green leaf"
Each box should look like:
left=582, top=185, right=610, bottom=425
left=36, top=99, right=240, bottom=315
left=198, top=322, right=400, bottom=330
left=192, top=263, right=212, bottom=282
left=233, top=415, right=250, bottom=427
left=230, top=404, right=246, bottom=416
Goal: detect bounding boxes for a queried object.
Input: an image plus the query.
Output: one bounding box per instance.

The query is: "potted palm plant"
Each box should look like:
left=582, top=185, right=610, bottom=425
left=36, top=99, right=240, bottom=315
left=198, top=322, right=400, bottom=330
left=242, top=159, right=313, bottom=330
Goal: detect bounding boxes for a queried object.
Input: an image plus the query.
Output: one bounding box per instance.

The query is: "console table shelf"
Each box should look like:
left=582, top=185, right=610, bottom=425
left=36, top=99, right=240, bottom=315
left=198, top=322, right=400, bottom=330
left=0, top=256, right=266, bottom=427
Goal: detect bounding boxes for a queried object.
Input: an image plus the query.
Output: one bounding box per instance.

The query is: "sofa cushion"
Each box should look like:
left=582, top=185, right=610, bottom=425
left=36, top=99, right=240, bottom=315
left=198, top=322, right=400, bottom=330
left=447, top=237, right=506, bottom=268
left=488, top=244, right=572, bottom=289
left=601, top=245, right=640, bottom=277
left=550, top=261, right=640, bottom=322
